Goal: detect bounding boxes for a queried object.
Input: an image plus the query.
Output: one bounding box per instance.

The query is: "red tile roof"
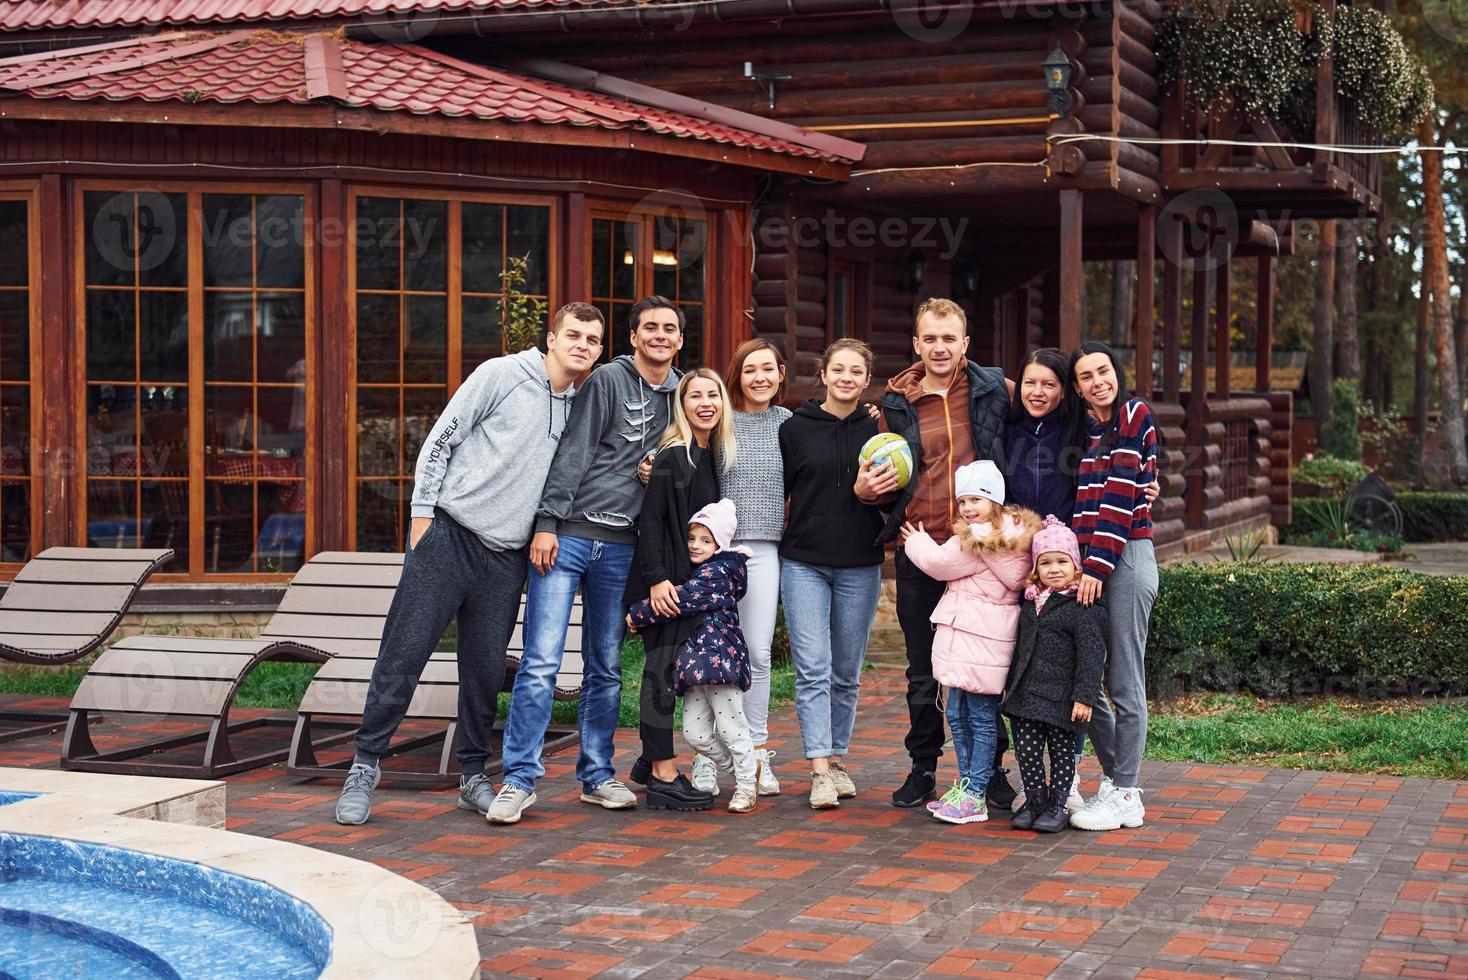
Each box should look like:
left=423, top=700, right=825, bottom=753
left=0, top=30, right=858, bottom=164
left=0, top=0, right=598, bottom=33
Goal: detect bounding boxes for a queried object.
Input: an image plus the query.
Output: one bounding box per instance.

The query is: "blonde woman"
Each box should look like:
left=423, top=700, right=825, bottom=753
left=624, top=367, right=734, bottom=810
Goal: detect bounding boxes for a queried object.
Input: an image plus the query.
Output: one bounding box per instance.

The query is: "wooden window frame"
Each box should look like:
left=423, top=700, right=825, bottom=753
left=826, top=249, right=871, bottom=345
left=584, top=204, right=714, bottom=368
left=344, top=185, right=560, bottom=552
left=71, top=179, right=318, bottom=582
left=0, top=180, right=42, bottom=575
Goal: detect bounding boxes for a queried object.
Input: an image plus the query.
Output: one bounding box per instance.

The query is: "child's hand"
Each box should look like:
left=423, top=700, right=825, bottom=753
left=624, top=614, right=637, bottom=634
left=899, top=521, right=924, bottom=544
left=1072, top=701, right=1092, bottom=723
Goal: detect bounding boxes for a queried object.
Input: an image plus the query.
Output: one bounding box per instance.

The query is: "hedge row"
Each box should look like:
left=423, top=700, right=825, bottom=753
left=1288, top=491, right=1468, bottom=542
left=1148, top=562, right=1468, bottom=698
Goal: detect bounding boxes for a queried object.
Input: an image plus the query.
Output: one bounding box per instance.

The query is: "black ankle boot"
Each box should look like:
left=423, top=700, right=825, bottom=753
left=629, top=757, right=652, bottom=785
left=1010, top=787, right=1047, bottom=831
left=1032, top=792, right=1071, bottom=833
left=645, top=772, right=714, bottom=811
left=986, top=767, right=1018, bottom=811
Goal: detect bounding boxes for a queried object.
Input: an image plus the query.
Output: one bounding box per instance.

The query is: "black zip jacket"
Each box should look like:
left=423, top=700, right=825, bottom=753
left=778, top=399, right=885, bottom=568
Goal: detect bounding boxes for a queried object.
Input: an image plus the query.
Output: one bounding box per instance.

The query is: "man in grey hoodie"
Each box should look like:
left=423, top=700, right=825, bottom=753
left=335, top=304, right=605, bottom=826
left=487, top=296, right=686, bottom=824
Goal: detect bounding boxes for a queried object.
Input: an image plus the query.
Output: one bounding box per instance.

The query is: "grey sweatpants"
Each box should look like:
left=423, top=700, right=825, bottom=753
left=355, top=509, right=527, bottom=776
left=1087, top=538, right=1158, bottom=787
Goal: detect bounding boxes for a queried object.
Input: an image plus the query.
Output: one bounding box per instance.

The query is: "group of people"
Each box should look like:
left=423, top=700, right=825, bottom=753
left=334, top=294, right=1160, bottom=836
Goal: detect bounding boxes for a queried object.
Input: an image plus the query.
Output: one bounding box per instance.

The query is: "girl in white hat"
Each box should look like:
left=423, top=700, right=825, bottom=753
left=899, top=460, right=1041, bottom=824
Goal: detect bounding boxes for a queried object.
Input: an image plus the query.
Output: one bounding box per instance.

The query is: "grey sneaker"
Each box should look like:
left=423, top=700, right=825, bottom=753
left=335, top=761, right=380, bottom=826
left=580, top=778, right=638, bottom=810
left=485, top=784, right=537, bottom=825
left=691, top=754, right=720, bottom=796
left=457, top=773, right=497, bottom=815
left=830, top=759, right=857, bottom=799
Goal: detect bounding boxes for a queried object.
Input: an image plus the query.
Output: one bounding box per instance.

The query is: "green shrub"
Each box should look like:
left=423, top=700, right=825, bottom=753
left=1317, top=380, right=1362, bottom=460
left=1397, top=492, right=1468, bottom=542
left=1294, top=454, right=1367, bottom=494
left=1149, top=563, right=1468, bottom=699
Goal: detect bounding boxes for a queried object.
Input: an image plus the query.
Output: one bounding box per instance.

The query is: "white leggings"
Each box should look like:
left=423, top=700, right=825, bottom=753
left=682, top=684, right=757, bottom=791
left=735, top=540, right=781, bottom=747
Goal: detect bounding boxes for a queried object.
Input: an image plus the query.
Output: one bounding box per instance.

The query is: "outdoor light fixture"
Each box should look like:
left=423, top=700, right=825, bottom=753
left=1043, top=47, right=1074, bottom=117
left=955, top=265, right=980, bottom=298
left=902, top=249, right=928, bottom=293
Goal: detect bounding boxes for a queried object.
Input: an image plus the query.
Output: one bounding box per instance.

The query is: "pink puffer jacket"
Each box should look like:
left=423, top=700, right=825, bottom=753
left=902, top=512, right=1038, bottom=695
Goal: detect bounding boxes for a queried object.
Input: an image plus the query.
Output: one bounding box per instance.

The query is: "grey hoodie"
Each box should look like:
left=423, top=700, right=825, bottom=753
left=534, top=354, right=682, bottom=544
left=410, top=348, right=575, bottom=551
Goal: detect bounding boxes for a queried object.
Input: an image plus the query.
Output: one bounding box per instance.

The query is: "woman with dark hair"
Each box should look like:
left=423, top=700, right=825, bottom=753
left=1003, top=347, right=1091, bottom=522
left=1065, top=341, right=1159, bottom=833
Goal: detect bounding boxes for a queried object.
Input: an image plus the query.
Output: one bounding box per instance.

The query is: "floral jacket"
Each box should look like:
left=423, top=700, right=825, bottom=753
left=626, top=549, right=751, bottom=694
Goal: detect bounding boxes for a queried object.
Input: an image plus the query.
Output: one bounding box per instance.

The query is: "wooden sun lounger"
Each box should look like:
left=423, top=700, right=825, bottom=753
left=0, top=547, right=173, bottom=743
left=288, top=594, right=586, bottom=785
left=60, top=552, right=402, bottom=778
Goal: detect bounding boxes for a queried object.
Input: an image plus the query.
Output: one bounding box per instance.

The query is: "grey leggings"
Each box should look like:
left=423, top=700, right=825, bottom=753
left=1086, top=538, right=1158, bottom=787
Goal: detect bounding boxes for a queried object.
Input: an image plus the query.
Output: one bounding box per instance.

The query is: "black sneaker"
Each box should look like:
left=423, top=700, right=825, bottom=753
left=645, top=772, right=715, bottom=811
left=986, top=767, right=1018, bottom=812
left=891, top=768, right=937, bottom=808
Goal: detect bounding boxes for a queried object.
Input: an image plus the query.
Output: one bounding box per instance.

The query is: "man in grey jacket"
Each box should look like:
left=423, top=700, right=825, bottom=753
left=486, top=296, right=686, bottom=824
left=335, top=304, right=605, bottom=826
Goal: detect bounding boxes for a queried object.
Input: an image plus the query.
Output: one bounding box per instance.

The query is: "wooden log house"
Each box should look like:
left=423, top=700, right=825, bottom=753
left=0, top=0, right=1386, bottom=585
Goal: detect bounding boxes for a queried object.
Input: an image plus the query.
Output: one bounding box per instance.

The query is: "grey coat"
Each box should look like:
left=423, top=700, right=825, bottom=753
left=1001, top=592, right=1108, bottom=731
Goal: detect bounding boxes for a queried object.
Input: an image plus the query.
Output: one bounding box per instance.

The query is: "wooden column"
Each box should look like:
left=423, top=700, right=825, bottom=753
left=564, top=192, right=587, bottom=314
left=38, top=174, right=75, bottom=548
left=1059, top=189, right=1084, bottom=352
left=317, top=178, right=350, bottom=554
left=1214, top=256, right=1231, bottom=398
left=1135, top=205, right=1156, bottom=397
left=1161, top=219, right=1182, bottom=402
left=720, top=205, right=754, bottom=368
left=1187, top=259, right=1211, bottom=528
left=1191, top=266, right=1210, bottom=401
left=1255, top=255, right=1275, bottom=392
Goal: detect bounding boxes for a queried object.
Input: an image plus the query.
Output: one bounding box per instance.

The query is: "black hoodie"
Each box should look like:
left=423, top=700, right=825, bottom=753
left=778, top=399, right=885, bottom=568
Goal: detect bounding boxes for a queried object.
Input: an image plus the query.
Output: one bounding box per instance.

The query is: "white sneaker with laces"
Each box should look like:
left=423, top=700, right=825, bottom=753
left=755, top=748, right=781, bottom=796
left=485, top=784, right=537, bottom=825
left=1066, top=773, right=1085, bottom=812
left=1076, top=774, right=1114, bottom=812
left=691, top=754, right=720, bottom=796
left=1070, top=786, right=1144, bottom=831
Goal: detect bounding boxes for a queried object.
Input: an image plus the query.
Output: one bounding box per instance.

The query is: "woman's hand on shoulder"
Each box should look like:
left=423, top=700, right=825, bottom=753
left=1077, top=574, right=1103, bottom=607
left=651, top=580, right=680, bottom=618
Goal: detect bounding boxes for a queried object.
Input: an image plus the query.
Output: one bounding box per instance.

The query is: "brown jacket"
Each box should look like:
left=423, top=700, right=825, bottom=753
left=881, top=363, right=977, bottom=544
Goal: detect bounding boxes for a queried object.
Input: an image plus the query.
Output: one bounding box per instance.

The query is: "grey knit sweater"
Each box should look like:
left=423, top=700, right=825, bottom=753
left=719, top=406, right=792, bottom=542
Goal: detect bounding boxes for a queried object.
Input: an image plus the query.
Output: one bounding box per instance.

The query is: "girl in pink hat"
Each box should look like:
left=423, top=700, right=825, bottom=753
left=1001, top=515, right=1108, bottom=833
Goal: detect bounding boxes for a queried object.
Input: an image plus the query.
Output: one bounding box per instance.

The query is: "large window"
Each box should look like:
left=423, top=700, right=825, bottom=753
left=589, top=212, right=706, bottom=366
left=79, top=186, right=312, bottom=576
left=350, top=192, right=553, bottom=552
left=0, top=193, right=35, bottom=565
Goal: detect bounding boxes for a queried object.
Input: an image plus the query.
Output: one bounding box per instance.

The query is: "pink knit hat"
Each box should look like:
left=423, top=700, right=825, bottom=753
left=1031, top=514, right=1082, bottom=569
left=690, top=498, right=738, bottom=552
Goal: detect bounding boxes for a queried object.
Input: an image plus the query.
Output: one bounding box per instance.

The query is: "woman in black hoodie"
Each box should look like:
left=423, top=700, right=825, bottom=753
left=778, top=339, right=887, bottom=810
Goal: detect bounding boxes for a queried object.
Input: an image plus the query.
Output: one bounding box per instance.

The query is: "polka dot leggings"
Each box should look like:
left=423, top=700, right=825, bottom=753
left=1011, top=717, right=1076, bottom=802
left=682, top=684, right=757, bottom=792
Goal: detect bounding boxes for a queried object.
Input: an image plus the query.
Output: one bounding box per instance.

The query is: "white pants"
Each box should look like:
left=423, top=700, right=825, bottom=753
left=735, top=540, right=781, bottom=747
left=682, top=684, right=757, bottom=791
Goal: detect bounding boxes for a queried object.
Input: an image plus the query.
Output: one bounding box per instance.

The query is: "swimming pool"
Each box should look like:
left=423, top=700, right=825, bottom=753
left=0, top=833, right=331, bottom=978
left=0, top=791, right=38, bottom=807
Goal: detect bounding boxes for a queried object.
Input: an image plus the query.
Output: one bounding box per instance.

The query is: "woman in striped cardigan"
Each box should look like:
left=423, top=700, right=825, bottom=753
left=1065, top=341, right=1160, bottom=832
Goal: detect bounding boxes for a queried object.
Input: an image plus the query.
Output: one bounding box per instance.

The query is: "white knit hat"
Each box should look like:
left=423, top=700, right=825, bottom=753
left=689, top=498, right=737, bottom=551
left=953, top=459, right=1005, bottom=506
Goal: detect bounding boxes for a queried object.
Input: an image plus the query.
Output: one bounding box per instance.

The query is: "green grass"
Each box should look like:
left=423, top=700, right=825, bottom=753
left=1146, top=693, right=1468, bottom=780
left=0, top=640, right=799, bottom=723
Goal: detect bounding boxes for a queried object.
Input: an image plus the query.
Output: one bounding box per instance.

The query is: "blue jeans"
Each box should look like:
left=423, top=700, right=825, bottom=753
left=500, top=535, right=633, bottom=793
left=946, top=690, right=1000, bottom=795
left=781, top=559, right=880, bottom=760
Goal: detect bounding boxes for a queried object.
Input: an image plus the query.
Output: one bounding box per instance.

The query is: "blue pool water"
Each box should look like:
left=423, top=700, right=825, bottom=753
left=0, top=792, right=38, bottom=807
left=0, top=833, right=331, bottom=979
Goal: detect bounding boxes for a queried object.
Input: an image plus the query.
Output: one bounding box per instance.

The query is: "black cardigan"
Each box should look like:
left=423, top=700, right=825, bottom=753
left=1001, top=591, right=1108, bottom=731
left=623, top=442, right=720, bottom=610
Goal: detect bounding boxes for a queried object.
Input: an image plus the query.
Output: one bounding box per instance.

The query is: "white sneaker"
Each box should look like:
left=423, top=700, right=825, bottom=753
left=755, top=748, right=781, bottom=796
left=1070, top=786, right=1144, bottom=831
left=485, top=784, right=537, bottom=825
left=1076, top=774, right=1114, bottom=813
left=1066, top=773, right=1085, bottom=812
left=728, top=786, right=757, bottom=813
left=691, top=754, right=720, bottom=796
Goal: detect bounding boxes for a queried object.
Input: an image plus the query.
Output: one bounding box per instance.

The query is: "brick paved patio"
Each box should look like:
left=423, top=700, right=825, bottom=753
left=4, top=670, right=1465, bottom=978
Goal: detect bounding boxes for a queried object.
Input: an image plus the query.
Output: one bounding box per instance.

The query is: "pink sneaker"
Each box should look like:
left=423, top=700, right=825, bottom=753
left=933, top=790, right=989, bottom=825
left=927, top=778, right=968, bottom=814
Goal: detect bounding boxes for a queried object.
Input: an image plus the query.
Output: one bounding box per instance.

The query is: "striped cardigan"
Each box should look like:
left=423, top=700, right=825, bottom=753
left=1072, top=398, right=1158, bottom=581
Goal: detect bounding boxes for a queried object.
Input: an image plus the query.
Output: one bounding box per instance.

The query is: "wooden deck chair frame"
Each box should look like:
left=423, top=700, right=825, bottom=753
left=60, top=552, right=402, bottom=779
left=0, top=547, right=174, bottom=743
left=288, top=594, right=585, bottom=786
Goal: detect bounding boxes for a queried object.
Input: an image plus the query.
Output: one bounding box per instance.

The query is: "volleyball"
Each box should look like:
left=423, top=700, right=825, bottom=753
left=858, top=432, right=913, bottom=489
